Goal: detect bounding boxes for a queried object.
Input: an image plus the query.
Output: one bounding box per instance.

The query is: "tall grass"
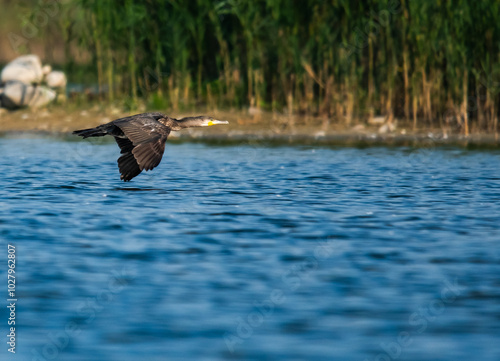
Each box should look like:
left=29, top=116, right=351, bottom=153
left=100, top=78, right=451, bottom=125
left=31, top=0, right=500, bottom=132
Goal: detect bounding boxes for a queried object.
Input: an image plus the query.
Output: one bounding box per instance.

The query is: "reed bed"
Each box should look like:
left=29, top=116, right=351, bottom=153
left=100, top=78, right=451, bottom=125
left=25, top=0, right=500, bottom=133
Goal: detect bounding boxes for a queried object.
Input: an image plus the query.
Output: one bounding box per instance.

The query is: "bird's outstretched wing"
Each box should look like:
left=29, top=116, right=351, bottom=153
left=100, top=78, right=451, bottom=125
left=115, top=138, right=142, bottom=181
left=112, top=114, right=171, bottom=181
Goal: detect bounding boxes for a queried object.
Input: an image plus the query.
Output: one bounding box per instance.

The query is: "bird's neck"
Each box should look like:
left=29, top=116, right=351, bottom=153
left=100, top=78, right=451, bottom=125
left=175, top=117, right=202, bottom=129
left=158, top=117, right=183, bottom=131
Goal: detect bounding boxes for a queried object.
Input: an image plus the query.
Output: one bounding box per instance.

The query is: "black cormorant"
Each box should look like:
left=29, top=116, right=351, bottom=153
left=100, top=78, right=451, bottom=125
left=73, top=112, right=229, bottom=181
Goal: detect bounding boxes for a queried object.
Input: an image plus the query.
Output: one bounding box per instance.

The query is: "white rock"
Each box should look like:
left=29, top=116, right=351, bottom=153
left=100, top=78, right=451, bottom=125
left=378, top=121, right=397, bottom=134
left=1, top=81, right=56, bottom=109
left=45, top=71, right=67, bottom=89
left=42, top=65, right=52, bottom=76
left=368, top=116, right=386, bottom=125
left=378, top=124, right=390, bottom=134
left=1, top=55, right=44, bottom=84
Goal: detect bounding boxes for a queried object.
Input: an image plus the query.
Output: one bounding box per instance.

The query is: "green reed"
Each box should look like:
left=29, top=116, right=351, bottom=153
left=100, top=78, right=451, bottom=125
left=24, top=0, right=500, bottom=132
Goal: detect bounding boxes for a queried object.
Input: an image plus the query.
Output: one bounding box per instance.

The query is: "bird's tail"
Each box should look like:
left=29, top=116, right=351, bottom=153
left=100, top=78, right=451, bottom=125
left=72, top=127, right=106, bottom=138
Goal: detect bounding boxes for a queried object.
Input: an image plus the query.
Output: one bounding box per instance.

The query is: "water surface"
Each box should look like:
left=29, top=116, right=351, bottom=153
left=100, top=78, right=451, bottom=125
left=1, top=137, right=499, bottom=361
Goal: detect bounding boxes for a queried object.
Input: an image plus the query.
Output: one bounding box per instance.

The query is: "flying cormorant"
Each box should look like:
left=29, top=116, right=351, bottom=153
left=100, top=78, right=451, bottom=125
left=73, top=112, right=229, bottom=181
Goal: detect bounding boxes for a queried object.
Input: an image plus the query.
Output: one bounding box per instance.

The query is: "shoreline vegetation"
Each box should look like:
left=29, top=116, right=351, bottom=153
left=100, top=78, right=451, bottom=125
left=0, top=106, right=499, bottom=148
left=1, top=0, right=500, bottom=147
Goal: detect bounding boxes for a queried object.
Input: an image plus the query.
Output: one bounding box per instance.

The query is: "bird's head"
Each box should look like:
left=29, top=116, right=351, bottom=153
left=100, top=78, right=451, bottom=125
left=199, top=116, right=229, bottom=127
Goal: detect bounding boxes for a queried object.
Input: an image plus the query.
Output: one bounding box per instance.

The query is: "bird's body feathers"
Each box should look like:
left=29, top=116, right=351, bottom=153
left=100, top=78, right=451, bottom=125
left=73, top=112, right=228, bottom=181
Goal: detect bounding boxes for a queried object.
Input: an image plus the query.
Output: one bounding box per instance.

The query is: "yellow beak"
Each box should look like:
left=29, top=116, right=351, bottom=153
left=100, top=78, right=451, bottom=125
left=208, top=119, right=229, bottom=126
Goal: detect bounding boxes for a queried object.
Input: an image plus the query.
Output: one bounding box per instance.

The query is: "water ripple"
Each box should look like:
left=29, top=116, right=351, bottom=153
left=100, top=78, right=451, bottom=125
left=1, top=138, right=499, bottom=361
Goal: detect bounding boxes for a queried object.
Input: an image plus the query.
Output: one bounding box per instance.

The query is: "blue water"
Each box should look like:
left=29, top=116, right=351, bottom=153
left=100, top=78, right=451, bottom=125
left=1, top=137, right=500, bottom=361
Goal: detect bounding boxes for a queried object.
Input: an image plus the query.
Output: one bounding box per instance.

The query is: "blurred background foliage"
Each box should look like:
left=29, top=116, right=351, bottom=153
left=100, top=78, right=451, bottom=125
left=1, top=0, right=500, bottom=132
